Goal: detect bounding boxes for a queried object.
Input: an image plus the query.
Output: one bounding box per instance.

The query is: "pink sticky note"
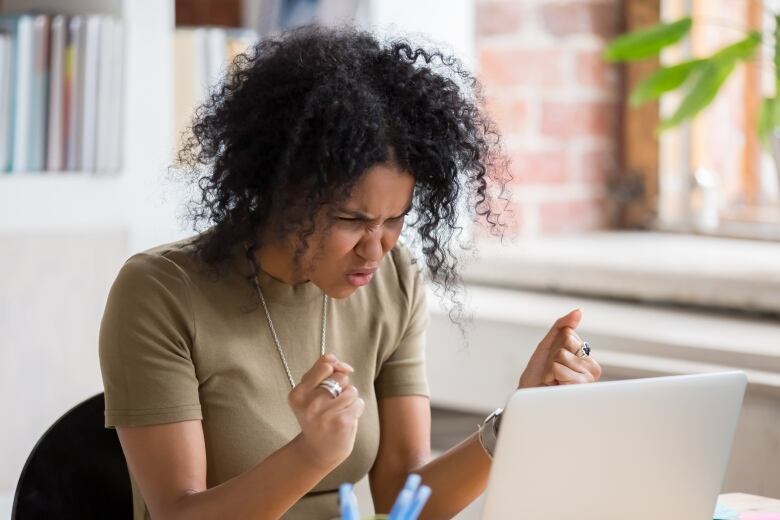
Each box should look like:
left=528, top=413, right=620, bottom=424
left=740, top=514, right=780, bottom=520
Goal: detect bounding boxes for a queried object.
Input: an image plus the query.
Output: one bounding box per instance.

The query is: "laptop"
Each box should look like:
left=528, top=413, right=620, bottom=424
left=481, top=371, right=747, bottom=520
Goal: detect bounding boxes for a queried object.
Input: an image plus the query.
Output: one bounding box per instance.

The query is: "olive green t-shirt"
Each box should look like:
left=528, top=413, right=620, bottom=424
left=98, top=233, right=430, bottom=519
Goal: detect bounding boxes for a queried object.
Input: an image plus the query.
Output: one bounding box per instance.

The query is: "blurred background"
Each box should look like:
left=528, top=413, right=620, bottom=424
left=0, top=0, right=779, bottom=518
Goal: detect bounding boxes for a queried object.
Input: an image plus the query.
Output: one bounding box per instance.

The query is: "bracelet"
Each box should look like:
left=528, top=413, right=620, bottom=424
left=477, top=407, right=503, bottom=460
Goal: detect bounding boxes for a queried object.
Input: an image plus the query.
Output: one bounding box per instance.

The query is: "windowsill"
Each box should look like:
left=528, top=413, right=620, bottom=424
left=462, top=231, right=780, bottom=316
left=426, top=286, right=780, bottom=414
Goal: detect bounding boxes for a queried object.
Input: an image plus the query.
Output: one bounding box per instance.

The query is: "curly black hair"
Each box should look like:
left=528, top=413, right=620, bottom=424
left=177, top=24, right=510, bottom=309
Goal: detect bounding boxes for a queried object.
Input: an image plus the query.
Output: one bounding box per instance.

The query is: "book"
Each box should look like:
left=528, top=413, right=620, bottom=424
left=46, top=15, right=66, bottom=171
left=80, top=15, right=100, bottom=172
left=105, top=18, right=124, bottom=173
left=173, top=28, right=205, bottom=152
left=204, top=28, right=227, bottom=97
left=28, top=14, right=49, bottom=172
left=95, top=15, right=115, bottom=173
left=0, top=31, right=12, bottom=172
left=11, top=15, right=33, bottom=172
left=65, top=15, right=84, bottom=171
left=225, top=28, right=257, bottom=66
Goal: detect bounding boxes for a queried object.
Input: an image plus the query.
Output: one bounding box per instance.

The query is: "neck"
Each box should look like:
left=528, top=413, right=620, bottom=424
left=254, top=240, right=308, bottom=285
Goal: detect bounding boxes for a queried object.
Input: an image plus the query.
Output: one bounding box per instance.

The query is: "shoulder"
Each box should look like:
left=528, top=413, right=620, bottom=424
left=372, top=241, right=424, bottom=307
left=111, top=235, right=202, bottom=297
left=136, top=234, right=201, bottom=272
left=102, top=237, right=202, bottom=342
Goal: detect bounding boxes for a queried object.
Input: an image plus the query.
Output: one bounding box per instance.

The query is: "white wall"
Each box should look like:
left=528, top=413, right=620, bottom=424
left=0, top=232, right=129, bottom=514
left=368, top=0, right=475, bottom=70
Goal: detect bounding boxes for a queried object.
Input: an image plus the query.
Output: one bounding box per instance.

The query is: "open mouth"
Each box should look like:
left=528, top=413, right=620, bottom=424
left=345, top=268, right=377, bottom=287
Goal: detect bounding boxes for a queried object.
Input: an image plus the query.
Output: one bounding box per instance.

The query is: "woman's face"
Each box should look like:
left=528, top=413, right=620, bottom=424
left=303, top=163, right=415, bottom=298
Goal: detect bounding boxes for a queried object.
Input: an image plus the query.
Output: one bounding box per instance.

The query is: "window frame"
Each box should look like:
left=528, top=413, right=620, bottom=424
left=617, top=0, right=778, bottom=240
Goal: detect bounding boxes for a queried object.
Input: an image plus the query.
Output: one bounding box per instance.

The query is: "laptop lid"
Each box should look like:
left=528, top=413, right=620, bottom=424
left=481, top=371, right=747, bottom=520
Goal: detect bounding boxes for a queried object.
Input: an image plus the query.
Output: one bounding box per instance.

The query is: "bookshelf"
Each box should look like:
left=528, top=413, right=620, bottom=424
left=0, top=0, right=183, bottom=252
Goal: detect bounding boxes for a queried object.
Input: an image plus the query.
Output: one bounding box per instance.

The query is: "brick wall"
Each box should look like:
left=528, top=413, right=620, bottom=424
left=476, top=0, right=620, bottom=236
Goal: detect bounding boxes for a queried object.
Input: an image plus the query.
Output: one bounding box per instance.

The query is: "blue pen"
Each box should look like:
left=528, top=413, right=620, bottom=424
left=388, top=474, right=421, bottom=519
left=338, top=484, right=351, bottom=519
left=349, top=490, right=360, bottom=520
left=404, top=484, right=432, bottom=520
left=339, top=483, right=359, bottom=520
left=389, top=489, right=414, bottom=520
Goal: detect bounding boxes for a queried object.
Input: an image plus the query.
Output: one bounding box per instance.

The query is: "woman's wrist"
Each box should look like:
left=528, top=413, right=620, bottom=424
left=288, top=433, right=343, bottom=474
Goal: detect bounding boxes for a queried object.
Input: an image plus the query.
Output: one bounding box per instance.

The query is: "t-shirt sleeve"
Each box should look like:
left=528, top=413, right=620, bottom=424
left=374, top=249, right=430, bottom=400
left=99, top=252, right=202, bottom=428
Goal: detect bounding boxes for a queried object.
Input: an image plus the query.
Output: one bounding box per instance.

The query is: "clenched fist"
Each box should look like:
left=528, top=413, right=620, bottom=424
left=288, top=353, right=366, bottom=470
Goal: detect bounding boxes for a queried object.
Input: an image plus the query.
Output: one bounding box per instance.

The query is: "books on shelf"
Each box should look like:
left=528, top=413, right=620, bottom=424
left=47, top=15, right=65, bottom=171
left=0, top=12, right=124, bottom=175
left=173, top=26, right=257, bottom=153
left=0, top=30, right=12, bottom=171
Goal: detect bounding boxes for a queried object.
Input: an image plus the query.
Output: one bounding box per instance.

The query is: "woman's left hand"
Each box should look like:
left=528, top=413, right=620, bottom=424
left=518, top=309, right=602, bottom=389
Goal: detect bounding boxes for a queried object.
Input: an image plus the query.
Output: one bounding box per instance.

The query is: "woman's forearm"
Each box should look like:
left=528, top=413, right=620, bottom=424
left=412, top=432, right=491, bottom=520
left=167, top=434, right=332, bottom=520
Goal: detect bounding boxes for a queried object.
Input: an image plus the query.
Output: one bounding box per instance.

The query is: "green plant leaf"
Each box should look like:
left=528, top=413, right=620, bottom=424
left=758, top=97, right=775, bottom=144
left=757, top=96, right=780, bottom=145
left=629, top=59, right=704, bottom=106
left=711, top=31, right=762, bottom=64
left=603, top=17, right=692, bottom=62
left=658, top=59, right=735, bottom=131
left=655, top=32, right=760, bottom=132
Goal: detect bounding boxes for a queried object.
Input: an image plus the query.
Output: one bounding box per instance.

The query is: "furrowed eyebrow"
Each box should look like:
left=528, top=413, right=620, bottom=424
left=337, top=204, right=412, bottom=221
left=337, top=209, right=373, bottom=220
left=393, top=205, right=413, bottom=219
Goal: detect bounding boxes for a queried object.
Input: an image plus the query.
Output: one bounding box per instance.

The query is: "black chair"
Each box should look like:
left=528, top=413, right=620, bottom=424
left=12, top=393, right=133, bottom=519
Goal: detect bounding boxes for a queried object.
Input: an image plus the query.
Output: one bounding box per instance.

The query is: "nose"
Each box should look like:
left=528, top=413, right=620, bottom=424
left=354, top=227, right=389, bottom=263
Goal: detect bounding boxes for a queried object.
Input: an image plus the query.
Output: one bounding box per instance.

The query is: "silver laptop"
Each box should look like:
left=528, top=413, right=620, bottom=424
left=481, top=371, right=747, bottom=520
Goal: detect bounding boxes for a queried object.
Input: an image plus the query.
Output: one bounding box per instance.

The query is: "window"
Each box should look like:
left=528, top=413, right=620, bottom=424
left=624, top=0, right=780, bottom=240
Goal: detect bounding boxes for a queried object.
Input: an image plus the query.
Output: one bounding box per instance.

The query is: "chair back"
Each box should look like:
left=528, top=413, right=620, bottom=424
left=12, top=393, right=133, bottom=519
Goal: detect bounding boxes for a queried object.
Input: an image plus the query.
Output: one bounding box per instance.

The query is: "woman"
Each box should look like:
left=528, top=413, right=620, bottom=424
left=99, top=25, right=601, bottom=519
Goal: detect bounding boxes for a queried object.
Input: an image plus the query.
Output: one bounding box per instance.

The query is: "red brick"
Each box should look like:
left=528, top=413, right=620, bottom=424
left=484, top=96, right=527, bottom=135
left=478, top=47, right=567, bottom=88
left=476, top=1, right=525, bottom=37
left=580, top=147, right=615, bottom=183
left=538, top=198, right=607, bottom=233
left=541, top=101, right=616, bottom=138
left=540, top=2, right=618, bottom=39
left=509, top=149, right=567, bottom=184
left=576, top=50, right=617, bottom=90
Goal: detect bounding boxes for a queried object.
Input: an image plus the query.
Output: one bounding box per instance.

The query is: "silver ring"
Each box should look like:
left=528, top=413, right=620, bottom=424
left=576, top=341, right=591, bottom=358
left=317, top=377, right=342, bottom=398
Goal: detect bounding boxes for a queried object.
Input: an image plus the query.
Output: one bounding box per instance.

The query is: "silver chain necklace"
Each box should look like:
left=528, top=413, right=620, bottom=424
left=250, top=270, right=329, bottom=389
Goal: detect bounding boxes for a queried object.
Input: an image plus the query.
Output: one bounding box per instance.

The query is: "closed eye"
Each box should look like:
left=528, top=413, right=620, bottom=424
left=336, top=208, right=410, bottom=225
left=338, top=215, right=405, bottom=225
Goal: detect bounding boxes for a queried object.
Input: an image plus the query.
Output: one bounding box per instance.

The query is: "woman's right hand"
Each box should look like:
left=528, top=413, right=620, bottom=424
left=288, top=353, right=365, bottom=470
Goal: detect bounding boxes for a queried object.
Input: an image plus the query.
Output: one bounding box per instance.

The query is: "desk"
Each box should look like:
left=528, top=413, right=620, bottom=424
left=718, top=493, right=780, bottom=516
